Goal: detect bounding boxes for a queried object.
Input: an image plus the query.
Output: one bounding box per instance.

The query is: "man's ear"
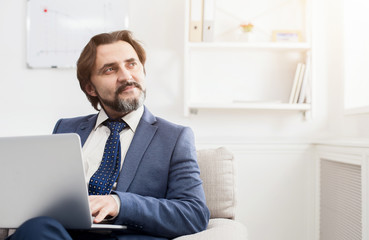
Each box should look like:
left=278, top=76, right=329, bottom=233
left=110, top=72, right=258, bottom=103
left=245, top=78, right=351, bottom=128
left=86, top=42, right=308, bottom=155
left=85, top=83, right=97, bottom=97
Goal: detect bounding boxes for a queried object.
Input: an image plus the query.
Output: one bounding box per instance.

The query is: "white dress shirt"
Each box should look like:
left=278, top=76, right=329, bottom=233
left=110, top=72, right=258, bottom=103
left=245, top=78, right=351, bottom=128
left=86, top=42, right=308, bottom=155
left=82, top=106, right=144, bottom=214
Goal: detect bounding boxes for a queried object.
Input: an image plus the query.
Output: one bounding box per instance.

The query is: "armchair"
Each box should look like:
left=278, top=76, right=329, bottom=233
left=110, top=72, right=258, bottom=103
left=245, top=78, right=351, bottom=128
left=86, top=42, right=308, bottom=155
left=174, top=147, right=247, bottom=239
left=0, top=147, right=247, bottom=240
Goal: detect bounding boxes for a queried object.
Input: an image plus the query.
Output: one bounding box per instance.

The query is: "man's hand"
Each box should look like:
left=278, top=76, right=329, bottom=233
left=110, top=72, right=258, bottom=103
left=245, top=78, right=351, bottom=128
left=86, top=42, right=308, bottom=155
left=89, top=195, right=119, bottom=223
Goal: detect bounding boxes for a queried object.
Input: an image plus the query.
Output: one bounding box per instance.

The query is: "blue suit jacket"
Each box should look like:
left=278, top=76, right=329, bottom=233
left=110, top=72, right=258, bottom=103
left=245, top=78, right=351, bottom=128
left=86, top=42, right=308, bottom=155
left=52, top=107, right=210, bottom=239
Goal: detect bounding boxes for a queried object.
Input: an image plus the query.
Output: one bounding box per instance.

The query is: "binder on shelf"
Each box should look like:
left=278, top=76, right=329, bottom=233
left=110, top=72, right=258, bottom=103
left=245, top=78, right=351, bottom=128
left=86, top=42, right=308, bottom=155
left=289, top=63, right=302, bottom=104
left=202, top=0, right=215, bottom=42
left=189, top=0, right=203, bottom=42
left=293, top=63, right=305, bottom=103
left=297, top=55, right=311, bottom=103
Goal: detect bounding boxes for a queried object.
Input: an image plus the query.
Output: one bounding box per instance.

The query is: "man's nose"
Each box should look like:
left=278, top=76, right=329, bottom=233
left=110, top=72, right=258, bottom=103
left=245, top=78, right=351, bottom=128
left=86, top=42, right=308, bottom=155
left=117, top=65, right=132, bottom=82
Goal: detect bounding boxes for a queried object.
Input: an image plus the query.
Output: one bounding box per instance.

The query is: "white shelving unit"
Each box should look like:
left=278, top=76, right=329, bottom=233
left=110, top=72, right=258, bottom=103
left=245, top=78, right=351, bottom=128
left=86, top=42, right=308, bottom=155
left=188, top=102, right=311, bottom=115
left=184, top=0, right=313, bottom=116
left=187, top=42, right=311, bottom=50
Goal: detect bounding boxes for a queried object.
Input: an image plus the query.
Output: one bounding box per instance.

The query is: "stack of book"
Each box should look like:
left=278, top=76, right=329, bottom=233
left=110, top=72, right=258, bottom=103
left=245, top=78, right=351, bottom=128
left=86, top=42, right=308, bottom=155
left=189, top=0, right=215, bottom=42
left=289, top=56, right=311, bottom=104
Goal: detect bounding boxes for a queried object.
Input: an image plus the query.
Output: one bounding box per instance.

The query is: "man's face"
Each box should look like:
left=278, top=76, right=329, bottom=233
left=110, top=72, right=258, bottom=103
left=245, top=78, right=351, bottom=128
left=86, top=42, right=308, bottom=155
left=87, top=40, right=146, bottom=119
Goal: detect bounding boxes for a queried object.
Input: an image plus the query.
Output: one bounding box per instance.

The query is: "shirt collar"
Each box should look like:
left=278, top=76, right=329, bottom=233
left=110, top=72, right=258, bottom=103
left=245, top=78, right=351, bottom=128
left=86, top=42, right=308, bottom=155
left=94, top=105, right=144, bottom=133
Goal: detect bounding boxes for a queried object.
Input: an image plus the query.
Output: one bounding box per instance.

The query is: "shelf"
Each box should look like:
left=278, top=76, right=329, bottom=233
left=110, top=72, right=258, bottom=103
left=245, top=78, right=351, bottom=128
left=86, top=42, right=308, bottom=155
left=183, top=0, right=313, bottom=117
left=187, top=102, right=311, bottom=113
left=187, top=42, right=311, bottom=50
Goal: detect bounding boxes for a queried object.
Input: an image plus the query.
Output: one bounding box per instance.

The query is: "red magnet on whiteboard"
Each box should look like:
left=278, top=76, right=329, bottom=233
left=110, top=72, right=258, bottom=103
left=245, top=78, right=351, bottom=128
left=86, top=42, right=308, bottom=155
left=44, top=8, right=48, bottom=13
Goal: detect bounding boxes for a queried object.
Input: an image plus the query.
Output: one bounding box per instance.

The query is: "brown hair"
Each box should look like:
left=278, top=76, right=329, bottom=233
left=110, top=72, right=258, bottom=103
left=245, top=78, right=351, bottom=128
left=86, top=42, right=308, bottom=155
left=76, top=30, right=146, bottom=110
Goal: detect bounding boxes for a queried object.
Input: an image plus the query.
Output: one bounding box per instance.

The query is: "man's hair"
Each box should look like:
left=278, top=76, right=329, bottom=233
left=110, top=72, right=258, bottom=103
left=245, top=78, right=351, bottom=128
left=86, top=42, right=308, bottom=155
left=77, top=30, right=146, bottom=111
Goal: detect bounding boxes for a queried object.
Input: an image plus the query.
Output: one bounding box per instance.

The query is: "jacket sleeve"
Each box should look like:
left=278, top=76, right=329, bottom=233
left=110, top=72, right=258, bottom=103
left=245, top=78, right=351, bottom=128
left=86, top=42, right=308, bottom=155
left=52, top=119, right=63, bottom=134
left=112, top=127, right=210, bottom=239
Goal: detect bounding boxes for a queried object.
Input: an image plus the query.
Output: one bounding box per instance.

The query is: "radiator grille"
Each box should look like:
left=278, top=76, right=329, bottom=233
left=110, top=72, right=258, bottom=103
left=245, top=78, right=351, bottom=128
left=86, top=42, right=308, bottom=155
left=320, top=159, right=362, bottom=240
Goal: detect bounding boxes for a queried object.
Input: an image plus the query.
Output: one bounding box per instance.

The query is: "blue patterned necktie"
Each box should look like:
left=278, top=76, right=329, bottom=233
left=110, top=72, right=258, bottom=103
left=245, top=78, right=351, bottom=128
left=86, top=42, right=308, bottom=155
left=88, top=120, right=126, bottom=195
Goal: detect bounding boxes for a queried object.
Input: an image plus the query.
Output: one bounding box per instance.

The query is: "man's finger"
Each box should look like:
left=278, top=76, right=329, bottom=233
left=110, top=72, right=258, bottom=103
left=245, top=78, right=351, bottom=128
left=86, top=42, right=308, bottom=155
left=88, top=195, right=118, bottom=222
left=93, top=208, right=110, bottom=223
left=89, top=198, right=104, bottom=215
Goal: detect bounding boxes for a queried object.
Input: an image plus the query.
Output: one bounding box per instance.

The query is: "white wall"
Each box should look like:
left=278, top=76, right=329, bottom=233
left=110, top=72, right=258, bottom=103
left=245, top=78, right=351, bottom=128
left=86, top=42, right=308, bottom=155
left=0, top=0, right=329, bottom=139
left=317, top=0, right=369, bottom=139
left=1, top=0, right=357, bottom=239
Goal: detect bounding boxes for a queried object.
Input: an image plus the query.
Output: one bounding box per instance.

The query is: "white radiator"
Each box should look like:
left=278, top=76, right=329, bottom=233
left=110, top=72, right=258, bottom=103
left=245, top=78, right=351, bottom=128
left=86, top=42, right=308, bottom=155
left=320, top=159, right=362, bottom=240
left=315, top=142, right=369, bottom=240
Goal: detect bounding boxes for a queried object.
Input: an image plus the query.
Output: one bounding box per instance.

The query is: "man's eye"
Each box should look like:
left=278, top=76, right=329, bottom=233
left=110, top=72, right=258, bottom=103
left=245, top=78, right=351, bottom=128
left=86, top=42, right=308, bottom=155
left=128, top=62, right=137, bottom=68
left=104, top=67, right=114, bottom=73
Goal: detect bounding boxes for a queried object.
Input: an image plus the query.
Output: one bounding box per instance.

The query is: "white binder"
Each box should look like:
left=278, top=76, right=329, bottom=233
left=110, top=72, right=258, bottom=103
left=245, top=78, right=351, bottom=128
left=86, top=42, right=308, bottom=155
left=189, top=0, right=203, bottom=42
left=202, top=0, right=215, bottom=42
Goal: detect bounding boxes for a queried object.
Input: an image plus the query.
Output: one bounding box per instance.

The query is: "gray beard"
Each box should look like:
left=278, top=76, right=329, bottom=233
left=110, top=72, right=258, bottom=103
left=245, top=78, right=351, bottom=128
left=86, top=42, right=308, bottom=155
left=98, top=89, right=146, bottom=114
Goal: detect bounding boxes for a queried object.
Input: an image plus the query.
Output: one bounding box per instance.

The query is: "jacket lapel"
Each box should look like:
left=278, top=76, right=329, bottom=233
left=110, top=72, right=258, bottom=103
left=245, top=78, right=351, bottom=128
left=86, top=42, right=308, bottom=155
left=117, top=107, right=157, bottom=192
left=76, top=115, right=98, bottom=147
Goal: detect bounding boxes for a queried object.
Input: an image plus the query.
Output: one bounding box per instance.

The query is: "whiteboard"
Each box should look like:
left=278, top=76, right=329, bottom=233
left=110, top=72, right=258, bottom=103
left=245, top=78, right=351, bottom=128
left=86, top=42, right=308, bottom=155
left=27, top=0, right=129, bottom=68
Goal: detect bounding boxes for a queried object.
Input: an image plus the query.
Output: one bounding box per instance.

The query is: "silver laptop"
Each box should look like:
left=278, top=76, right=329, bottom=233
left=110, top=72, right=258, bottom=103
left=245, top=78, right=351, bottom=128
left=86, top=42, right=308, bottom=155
left=0, top=133, right=126, bottom=230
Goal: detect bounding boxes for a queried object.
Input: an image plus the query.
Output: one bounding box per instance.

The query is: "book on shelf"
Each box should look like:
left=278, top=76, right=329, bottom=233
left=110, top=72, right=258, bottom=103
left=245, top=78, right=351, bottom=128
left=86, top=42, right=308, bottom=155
left=289, top=63, right=307, bottom=104
left=289, top=63, right=302, bottom=104
left=304, top=75, right=312, bottom=104
left=297, top=54, right=311, bottom=104
left=288, top=63, right=304, bottom=104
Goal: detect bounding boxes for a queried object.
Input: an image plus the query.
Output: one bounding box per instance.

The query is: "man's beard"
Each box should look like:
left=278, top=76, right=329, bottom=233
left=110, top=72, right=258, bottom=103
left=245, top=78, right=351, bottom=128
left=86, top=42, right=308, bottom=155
left=96, top=81, right=146, bottom=114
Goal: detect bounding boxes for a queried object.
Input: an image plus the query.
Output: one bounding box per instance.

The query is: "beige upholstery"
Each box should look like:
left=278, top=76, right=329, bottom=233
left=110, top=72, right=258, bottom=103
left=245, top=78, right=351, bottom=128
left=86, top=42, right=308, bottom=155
left=173, top=147, right=247, bottom=239
left=0, top=147, right=247, bottom=240
left=197, top=147, right=236, bottom=219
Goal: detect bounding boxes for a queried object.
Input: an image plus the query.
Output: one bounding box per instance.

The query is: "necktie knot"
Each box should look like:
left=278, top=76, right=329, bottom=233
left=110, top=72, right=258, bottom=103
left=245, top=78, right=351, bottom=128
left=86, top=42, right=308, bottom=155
left=105, top=120, right=126, bottom=133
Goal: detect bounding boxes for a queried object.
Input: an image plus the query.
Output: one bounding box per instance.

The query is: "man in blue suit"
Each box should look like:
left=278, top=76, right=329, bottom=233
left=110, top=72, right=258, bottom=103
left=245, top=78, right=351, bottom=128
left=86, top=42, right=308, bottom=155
left=9, top=30, right=209, bottom=240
